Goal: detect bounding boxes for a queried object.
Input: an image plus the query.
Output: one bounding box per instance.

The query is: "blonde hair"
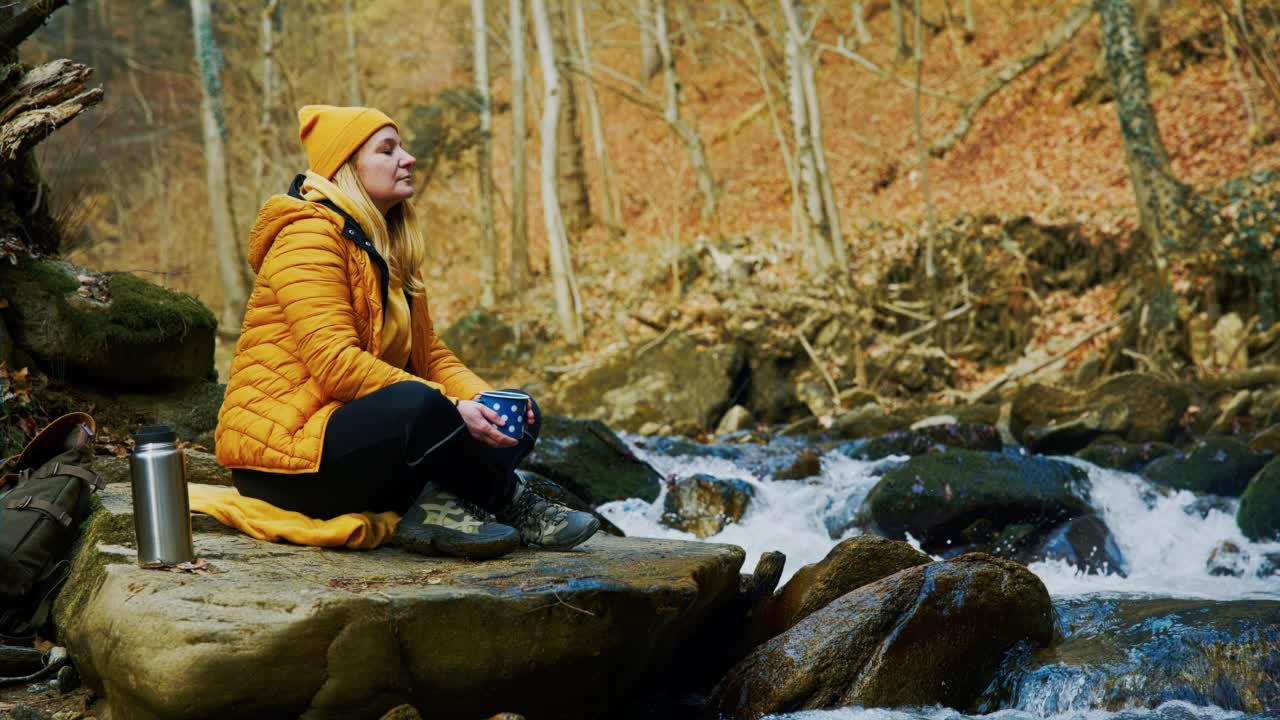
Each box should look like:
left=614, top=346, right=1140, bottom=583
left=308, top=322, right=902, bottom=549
left=331, top=161, right=429, bottom=298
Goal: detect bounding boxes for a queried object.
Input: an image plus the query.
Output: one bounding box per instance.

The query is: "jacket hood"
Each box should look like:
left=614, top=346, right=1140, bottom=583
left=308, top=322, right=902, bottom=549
left=246, top=180, right=340, bottom=273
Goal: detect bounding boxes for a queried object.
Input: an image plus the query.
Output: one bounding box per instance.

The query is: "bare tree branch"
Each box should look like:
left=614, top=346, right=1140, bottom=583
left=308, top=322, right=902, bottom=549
left=816, top=41, right=966, bottom=104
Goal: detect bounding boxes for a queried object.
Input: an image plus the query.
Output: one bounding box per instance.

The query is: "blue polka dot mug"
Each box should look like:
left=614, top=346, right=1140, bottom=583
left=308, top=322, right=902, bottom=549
left=476, top=390, right=531, bottom=440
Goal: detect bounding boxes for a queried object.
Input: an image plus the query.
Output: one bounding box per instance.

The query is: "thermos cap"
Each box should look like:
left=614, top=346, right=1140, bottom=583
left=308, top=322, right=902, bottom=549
left=134, top=425, right=176, bottom=446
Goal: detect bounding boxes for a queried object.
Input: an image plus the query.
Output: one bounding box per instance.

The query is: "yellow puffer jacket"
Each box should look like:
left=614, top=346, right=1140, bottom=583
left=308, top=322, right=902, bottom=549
left=215, top=188, right=492, bottom=474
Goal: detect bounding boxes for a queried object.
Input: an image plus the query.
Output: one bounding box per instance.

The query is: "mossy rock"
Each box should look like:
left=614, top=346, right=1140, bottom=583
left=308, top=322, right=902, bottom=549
left=519, top=415, right=662, bottom=504
left=1011, top=374, right=1188, bottom=453
left=0, top=258, right=216, bottom=388
left=859, top=450, right=1092, bottom=557
left=1238, top=458, right=1280, bottom=541
left=835, top=423, right=1002, bottom=461
left=1142, top=436, right=1272, bottom=497
left=41, top=380, right=225, bottom=450
left=1076, top=438, right=1176, bottom=473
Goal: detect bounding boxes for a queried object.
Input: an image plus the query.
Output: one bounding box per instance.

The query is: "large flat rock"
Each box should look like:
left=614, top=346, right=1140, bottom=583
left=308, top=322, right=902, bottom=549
left=56, top=486, right=744, bottom=720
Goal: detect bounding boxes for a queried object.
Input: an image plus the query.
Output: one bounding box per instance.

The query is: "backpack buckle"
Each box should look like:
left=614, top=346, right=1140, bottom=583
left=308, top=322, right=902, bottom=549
left=13, top=495, right=32, bottom=510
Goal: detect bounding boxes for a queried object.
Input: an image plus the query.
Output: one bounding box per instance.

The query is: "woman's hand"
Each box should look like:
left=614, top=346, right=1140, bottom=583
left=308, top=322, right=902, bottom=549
left=457, top=400, right=519, bottom=448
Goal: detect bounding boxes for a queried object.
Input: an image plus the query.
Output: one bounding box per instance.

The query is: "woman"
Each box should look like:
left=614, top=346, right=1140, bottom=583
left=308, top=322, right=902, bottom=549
left=215, top=105, right=598, bottom=559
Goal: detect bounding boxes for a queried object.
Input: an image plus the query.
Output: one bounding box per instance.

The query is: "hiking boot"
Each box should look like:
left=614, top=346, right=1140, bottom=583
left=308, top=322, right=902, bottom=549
left=497, top=471, right=600, bottom=550
left=392, top=483, right=520, bottom=560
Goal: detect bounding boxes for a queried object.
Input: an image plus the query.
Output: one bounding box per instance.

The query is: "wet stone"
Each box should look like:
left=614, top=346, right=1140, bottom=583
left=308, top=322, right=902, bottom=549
left=56, top=485, right=744, bottom=720
left=661, top=474, right=756, bottom=538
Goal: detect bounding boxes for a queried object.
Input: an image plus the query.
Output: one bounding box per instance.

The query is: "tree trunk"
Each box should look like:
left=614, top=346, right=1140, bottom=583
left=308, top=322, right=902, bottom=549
left=253, top=0, right=280, bottom=201
left=572, top=0, right=622, bottom=233
left=656, top=0, right=717, bottom=219
left=1135, top=0, right=1162, bottom=51
left=800, top=31, right=845, bottom=272
left=638, top=0, right=661, bottom=80
left=913, top=0, right=941, bottom=337
left=343, top=0, right=361, bottom=105
left=891, top=0, right=910, bottom=61
left=1097, top=0, right=1201, bottom=255
left=532, top=0, right=583, bottom=345
left=781, top=0, right=835, bottom=271
left=850, top=1, right=871, bottom=45
left=473, top=0, right=497, bottom=307
left=963, top=0, right=975, bottom=36
left=510, top=0, right=530, bottom=292
left=1099, top=0, right=1207, bottom=367
left=191, top=0, right=249, bottom=337
left=548, top=0, right=592, bottom=232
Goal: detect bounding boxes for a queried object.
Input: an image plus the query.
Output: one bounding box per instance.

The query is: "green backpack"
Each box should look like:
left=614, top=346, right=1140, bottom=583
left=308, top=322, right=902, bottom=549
left=0, top=412, right=103, bottom=642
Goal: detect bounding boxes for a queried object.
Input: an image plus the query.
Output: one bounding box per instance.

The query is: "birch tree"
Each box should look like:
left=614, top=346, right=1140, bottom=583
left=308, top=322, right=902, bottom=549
left=549, top=0, right=592, bottom=232
left=638, top=0, right=661, bottom=79
left=572, top=0, right=621, bottom=232
left=533, top=0, right=584, bottom=344
left=913, top=0, right=940, bottom=328
left=343, top=0, right=361, bottom=105
left=510, top=0, right=530, bottom=291
left=891, top=0, right=910, bottom=60
left=849, top=1, right=871, bottom=45
left=781, top=0, right=844, bottom=272
left=473, top=0, right=497, bottom=307
left=191, top=0, right=249, bottom=336
left=254, top=0, right=281, bottom=199
left=656, top=0, right=717, bottom=218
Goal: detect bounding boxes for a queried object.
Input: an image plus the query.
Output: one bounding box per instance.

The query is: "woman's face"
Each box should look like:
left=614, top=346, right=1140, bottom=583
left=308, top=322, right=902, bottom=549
left=354, top=126, right=416, bottom=214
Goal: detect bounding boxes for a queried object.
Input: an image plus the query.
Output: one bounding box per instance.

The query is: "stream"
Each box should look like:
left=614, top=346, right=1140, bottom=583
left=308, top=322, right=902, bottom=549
left=599, top=435, right=1280, bottom=720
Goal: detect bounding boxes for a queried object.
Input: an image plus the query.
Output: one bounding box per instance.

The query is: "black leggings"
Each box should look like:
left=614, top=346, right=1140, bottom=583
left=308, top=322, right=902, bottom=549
left=232, top=382, right=541, bottom=519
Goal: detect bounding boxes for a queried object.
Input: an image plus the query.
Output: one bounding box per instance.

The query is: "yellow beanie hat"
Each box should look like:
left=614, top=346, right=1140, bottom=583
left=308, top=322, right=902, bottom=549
left=297, top=105, right=398, bottom=179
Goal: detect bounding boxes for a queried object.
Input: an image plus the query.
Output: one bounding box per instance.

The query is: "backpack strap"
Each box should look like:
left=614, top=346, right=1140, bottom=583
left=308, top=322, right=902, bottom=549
left=30, top=463, right=103, bottom=491
left=3, top=495, right=74, bottom=527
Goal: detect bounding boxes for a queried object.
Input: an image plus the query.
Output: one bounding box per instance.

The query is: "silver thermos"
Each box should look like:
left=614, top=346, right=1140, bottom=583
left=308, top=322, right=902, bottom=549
left=129, top=425, right=193, bottom=567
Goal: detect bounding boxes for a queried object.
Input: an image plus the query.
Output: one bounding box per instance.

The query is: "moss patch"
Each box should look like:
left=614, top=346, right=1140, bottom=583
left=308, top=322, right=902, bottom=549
left=1239, top=459, right=1280, bottom=542
left=0, top=258, right=216, bottom=387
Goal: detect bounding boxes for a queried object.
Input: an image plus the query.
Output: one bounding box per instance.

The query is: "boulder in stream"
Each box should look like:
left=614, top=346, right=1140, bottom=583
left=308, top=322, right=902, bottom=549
left=660, top=474, right=755, bottom=538
left=543, top=331, right=747, bottom=433
left=1142, top=436, right=1272, bottom=497
left=978, top=598, right=1280, bottom=716
left=760, top=535, right=931, bottom=640
left=1018, top=513, right=1127, bottom=576
left=519, top=415, right=662, bottom=504
left=834, top=422, right=1002, bottom=461
left=1075, top=438, right=1176, bottom=473
left=858, top=449, right=1092, bottom=557
left=56, top=485, right=744, bottom=720
left=1238, top=457, right=1280, bottom=541
left=709, top=554, right=1054, bottom=718
left=1010, top=373, right=1188, bottom=453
